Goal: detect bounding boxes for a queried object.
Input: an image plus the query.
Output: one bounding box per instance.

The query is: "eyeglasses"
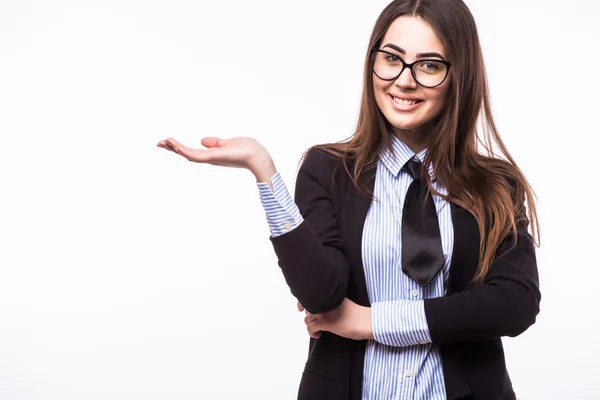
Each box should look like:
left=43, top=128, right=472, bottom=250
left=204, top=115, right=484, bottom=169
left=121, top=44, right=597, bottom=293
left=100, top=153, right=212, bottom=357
left=370, top=49, right=452, bottom=88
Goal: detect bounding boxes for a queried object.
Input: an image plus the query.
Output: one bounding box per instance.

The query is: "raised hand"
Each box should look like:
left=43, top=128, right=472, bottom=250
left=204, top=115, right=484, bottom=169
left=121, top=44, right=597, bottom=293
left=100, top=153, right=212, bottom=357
left=157, top=136, right=277, bottom=183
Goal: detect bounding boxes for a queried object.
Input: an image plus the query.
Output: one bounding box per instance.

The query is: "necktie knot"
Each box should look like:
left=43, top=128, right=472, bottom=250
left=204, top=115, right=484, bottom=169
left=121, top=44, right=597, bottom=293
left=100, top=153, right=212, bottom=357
left=403, top=158, right=422, bottom=180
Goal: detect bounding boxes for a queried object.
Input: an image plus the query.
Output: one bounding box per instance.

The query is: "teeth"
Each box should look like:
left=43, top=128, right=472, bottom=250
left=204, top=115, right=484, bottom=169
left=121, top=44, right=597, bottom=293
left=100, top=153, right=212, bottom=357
left=393, top=97, right=418, bottom=105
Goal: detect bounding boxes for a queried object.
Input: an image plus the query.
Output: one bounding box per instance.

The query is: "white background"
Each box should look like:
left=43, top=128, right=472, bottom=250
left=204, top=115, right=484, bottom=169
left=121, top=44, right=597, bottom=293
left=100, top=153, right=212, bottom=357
left=1, top=0, right=599, bottom=399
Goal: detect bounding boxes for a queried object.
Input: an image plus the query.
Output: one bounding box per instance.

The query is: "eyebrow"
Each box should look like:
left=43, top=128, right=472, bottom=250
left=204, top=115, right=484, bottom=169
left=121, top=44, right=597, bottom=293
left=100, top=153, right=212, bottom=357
left=382, top=43, right=446, bottom=60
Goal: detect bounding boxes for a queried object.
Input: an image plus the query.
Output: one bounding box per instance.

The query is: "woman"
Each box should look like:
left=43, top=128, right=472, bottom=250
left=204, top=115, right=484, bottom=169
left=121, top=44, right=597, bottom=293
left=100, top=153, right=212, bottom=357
left=157, top=0, right=541, bottom=399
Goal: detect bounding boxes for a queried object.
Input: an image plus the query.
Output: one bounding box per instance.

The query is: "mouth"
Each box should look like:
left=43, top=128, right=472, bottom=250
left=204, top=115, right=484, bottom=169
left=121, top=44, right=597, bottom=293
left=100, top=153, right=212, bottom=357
left=389, top=95, right=423, bottom=111
left=391, top=95, right=423, bottom=106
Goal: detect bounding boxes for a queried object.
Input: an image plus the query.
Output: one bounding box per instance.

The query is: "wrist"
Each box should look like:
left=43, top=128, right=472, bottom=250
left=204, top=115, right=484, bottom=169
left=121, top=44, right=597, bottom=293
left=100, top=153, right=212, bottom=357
left=249, top=149, right=276, bottom=183
left=362, top=306, right=374, bottom=340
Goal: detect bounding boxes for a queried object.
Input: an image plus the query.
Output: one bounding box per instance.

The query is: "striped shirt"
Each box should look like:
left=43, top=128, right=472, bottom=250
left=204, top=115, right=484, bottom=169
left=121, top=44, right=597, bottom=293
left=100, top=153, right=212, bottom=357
left=257, top=136, right=453, bottom=399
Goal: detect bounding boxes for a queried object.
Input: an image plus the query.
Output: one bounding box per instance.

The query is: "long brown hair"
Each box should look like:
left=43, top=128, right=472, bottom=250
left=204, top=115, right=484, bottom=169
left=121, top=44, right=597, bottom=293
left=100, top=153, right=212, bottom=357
left=303, top=0, right=539, bottom=282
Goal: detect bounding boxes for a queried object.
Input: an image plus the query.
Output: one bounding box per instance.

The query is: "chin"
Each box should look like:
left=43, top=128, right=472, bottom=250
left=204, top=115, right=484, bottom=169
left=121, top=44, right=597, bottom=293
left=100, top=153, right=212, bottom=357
left=384, top=112, right=430, bottom=131
left=388, top=118, right=425, bottom=131
left=382, top=105, right=442, bottom=135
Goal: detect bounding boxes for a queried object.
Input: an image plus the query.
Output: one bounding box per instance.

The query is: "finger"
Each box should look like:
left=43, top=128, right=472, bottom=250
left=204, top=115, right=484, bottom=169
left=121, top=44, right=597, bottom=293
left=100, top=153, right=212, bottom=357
left=306, top=320, right=324, bottom=338
left=201, top=137, right=228, bottom=148
left=307, top=329, right=321, bottom=339
left=157, top=140, right=173, bottom=150
left=165, top=139, right=188, bottom=155
left=160, top=138, right=187, bottom=155
left=165, top=137, right=183, bottom=149
left=304, top=314, right=319, bottom=326
left=158, top=138, right=218, bottom=164
left=157, top=141, right=176, bottom=153
left=297, top=301, right=304, bottom=312
left=168, top=142, right=211, bottom=163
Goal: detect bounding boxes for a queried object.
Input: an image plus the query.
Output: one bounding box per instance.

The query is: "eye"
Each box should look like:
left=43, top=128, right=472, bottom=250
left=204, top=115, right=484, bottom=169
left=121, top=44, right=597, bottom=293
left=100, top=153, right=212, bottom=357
left=379, top=52, right=402, bottom=64
left=421, top=61, right=441, bottom=71
left=415, top=60, right=446, bottom=75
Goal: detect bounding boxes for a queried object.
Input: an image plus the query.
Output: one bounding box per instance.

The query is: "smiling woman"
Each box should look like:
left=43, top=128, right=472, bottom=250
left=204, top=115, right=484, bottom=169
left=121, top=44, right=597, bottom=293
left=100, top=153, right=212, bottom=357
left=371, top=17, right=452, bottom=136
left=158, top=0, right=541, bottom=399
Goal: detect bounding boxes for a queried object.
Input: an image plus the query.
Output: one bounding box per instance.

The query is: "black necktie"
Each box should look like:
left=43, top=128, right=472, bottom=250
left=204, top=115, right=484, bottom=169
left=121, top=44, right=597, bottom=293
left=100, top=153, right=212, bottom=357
left=401, top=159, right=445, bottom=287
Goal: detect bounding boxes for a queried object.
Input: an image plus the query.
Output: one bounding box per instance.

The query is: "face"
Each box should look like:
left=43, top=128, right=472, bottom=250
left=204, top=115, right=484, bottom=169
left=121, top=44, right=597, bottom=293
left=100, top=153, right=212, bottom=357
left=372, top=16, right=451, bottom=142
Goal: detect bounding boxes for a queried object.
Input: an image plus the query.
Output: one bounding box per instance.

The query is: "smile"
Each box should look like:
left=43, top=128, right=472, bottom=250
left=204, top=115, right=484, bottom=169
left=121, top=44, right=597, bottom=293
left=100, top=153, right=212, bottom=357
left=392, top=96, right=422, bottom=105
left=390, top=95, right=423, bottom=110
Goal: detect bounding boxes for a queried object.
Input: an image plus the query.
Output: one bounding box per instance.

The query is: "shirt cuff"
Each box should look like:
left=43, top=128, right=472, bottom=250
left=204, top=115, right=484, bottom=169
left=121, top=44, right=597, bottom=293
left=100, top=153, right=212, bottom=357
left=371, top=300, right=432, bottom=347
left=257, top=172, right=303, bottom=237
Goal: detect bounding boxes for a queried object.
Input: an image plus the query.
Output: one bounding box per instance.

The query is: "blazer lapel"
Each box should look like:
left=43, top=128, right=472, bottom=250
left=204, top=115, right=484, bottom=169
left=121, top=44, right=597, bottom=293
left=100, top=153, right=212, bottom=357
left=342, top=163, right=377, bottom=307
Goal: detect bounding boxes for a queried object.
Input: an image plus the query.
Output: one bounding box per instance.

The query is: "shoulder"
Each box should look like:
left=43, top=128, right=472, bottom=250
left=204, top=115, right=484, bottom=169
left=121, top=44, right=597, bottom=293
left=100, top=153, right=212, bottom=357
left=299, top=144, right=347, bottom=180
left=473, top=154, right=531, bottom=228
left=473, top=154, right=522, bottom=195
left=302, top=145, right=345, bottom=167
left=297, top=142, right=377, bottom=198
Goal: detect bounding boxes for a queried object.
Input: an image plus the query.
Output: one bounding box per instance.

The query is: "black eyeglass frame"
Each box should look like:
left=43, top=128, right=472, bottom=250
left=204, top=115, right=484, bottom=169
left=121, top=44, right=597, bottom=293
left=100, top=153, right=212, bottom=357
left=370, top=49, right=452, bottom=88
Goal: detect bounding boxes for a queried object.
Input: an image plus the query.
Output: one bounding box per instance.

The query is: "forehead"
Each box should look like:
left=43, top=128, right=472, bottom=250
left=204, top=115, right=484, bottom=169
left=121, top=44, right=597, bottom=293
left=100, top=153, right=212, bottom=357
left=381, top=16, right=445, bottom=56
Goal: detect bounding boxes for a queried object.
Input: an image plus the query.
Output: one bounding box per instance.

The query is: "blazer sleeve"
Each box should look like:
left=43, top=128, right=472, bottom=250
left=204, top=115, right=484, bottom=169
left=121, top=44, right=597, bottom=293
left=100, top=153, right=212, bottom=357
left=269, top=148, right=350, bottom=314
left=424, top=209, right=541, bottom=344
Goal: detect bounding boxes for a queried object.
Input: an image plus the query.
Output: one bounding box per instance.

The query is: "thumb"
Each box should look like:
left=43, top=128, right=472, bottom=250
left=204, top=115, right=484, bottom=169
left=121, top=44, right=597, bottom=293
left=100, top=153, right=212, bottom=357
left=201, top=137, right=228, bottom=148
left=297, top=301, right=304, bottom=312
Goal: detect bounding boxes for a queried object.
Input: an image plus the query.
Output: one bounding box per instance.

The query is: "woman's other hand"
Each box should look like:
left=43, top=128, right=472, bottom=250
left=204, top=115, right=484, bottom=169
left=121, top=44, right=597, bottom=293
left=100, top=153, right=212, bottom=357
left=300, top=298, right=374, bottom=341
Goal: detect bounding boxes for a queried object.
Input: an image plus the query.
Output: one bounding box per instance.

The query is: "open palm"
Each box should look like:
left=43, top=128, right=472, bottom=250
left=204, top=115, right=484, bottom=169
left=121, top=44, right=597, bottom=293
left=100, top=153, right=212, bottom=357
left=156, top=136, right=266, bottom=169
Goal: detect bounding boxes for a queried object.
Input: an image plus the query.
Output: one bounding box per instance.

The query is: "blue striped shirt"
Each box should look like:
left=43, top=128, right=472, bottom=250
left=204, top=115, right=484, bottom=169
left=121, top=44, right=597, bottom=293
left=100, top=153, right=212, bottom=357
left=257, top=136, right=453, bottom=399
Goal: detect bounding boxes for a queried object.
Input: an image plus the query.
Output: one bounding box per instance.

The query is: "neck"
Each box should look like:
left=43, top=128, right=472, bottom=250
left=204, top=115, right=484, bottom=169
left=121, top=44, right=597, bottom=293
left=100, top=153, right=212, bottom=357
left=393, top=129, right=429, bottom=154
left=392, top=118, right=437, bottom=154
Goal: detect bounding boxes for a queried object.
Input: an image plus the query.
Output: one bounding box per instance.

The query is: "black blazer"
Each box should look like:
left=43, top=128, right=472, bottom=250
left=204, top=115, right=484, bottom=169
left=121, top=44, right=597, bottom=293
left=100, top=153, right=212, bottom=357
left=269, top=148, right=541, bottom=400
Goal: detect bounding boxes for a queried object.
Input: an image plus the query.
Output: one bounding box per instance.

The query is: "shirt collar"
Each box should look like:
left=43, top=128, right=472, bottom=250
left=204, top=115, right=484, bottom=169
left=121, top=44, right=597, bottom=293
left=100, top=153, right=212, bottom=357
left=380, top=135, right=434, bottom=178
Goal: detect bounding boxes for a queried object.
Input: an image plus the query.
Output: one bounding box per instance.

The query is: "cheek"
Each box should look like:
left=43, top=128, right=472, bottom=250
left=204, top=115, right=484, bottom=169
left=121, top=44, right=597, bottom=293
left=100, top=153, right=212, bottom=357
left=373, top=82, right=389, bottom=112
left=373, top=80, right=388, bottom=100
left=423, top=86, right=450, bottom=115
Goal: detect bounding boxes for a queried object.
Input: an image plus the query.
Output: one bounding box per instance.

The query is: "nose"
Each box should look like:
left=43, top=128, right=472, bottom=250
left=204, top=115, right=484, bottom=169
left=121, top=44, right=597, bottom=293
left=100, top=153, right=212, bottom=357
left=394, top=66, right=418, bottom=89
